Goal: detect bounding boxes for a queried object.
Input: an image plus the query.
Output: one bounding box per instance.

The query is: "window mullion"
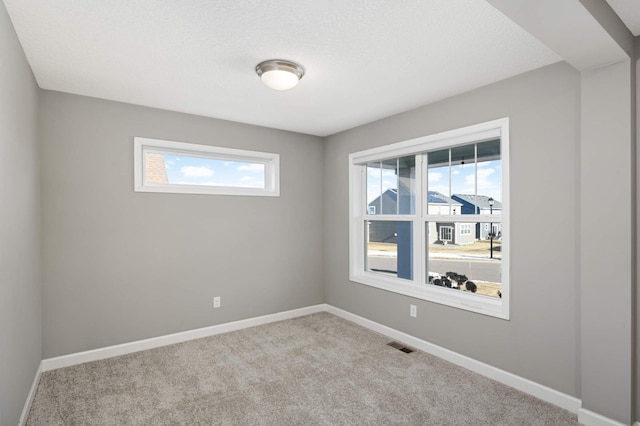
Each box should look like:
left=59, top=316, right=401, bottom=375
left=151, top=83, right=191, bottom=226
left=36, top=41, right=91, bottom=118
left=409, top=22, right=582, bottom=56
left=422, top=152, right=430, bottom=287
left=378, top=163, right=383, bottom=215
left=396, top=157, right=400, bottom=215
left=448, top=148, right=452, bottom=215
left=474, top=143, right=478, bottom=210
left=414, top=154, right=424, bottom=286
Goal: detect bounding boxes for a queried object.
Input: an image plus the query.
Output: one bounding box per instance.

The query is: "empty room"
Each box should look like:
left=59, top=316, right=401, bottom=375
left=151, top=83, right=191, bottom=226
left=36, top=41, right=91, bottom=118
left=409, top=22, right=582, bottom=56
left=1, top=1, right=638, bottom=425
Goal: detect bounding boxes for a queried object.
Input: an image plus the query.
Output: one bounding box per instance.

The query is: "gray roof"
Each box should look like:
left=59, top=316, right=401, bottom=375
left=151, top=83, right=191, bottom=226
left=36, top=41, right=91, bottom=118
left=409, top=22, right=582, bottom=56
left=452, top=194, right=502, bottom=209
left=427, top=191, right=461, bottom=205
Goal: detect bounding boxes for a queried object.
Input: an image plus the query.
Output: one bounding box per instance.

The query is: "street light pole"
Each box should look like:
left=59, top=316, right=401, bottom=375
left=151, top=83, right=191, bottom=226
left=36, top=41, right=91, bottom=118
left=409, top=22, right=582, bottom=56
left=488, top=197, right=494, bottom=259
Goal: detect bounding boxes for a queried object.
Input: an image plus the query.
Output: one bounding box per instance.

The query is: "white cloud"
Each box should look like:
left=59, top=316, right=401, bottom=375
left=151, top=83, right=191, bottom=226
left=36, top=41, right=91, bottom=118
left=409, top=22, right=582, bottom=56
left=237, top=163, right=264, bottom=173
left=181, top=166, right=214, bottom=178
left=464, top=169, right=496, bottom=187
left=451, top=170, right=460, bottom=175
left=464, top=173, right=476, bottom=186
left=458, top=167, right=501, bottom=198
left=476, top=168, right=496, bottom=189
left=240, top=176, right=253, bottom=182
left=428, top=172, right=442, bottom=182
left=429, top=185, right=449, bottom=195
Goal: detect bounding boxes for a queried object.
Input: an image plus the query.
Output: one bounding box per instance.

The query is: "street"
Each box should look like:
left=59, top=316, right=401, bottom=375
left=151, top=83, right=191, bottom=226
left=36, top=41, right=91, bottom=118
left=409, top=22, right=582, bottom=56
left=367, top=256, right=501, bottom=283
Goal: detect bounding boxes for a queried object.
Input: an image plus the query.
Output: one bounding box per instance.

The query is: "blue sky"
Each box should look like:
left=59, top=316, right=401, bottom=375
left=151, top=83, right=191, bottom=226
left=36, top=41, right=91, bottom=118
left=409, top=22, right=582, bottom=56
left=428, top=159, right=502, bottom=201
left=367, top=159, right=502, bottom=204
left=163, top=154, right=265, bottom=188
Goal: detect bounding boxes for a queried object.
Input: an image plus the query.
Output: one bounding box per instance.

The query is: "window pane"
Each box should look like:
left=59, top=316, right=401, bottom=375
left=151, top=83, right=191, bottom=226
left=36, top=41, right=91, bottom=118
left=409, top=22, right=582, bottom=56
left=476, top=139, right=501, bottom=208
left=427, top=148, right=452, bottom=214
left=450, top=144, right=476, bottom=203
left=366, top=221, right=413, bottom=280
left=144, top=152, right=266, bottom=189
left=426, top=221, right=502, bottom=298
left=380, top=159, right=398, bottom=214
left=427, top=140, right=502, bottom=216
left=368, top=156, right=415, bottom=216
left=144, top=152, right=169, bottom=184
left=398, top=156, right=415, bottom=214
left=366, top=162, right=382, bottom=215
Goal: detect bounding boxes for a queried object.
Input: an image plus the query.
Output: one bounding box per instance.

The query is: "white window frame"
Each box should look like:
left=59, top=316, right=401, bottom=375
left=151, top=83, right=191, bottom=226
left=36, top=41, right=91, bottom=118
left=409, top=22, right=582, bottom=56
left=134, top=137, right=280, bottom=197
left=349, top=118, right=510, bottom=319
left=439, top=226, right=453, bottom=242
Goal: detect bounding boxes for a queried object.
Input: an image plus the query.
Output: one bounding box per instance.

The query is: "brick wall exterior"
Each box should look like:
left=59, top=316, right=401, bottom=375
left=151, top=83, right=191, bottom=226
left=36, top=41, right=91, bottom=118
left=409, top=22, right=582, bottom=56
left=144, top=153, right=168, bottom=184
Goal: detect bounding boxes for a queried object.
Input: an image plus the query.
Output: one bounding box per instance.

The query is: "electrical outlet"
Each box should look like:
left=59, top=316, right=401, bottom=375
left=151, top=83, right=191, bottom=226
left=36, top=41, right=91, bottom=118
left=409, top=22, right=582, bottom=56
left=213, top=296, right=221, bottom=308
left=410, top=304, right=417, bottom=318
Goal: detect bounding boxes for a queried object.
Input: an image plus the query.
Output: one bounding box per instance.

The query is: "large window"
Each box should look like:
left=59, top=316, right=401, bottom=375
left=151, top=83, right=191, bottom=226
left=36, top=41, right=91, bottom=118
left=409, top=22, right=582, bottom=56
left=349, top=119, right=509, bottom=319
left=134, top=137, right=279, bottom=196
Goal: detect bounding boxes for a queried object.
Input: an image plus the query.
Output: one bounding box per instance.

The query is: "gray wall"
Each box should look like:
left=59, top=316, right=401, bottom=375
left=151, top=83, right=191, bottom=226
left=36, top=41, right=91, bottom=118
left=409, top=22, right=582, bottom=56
left=39, top=91, right=324, bottom=358
left=636, top=35, right=639, bottom=426
left=580, top=59, right=634, bottom=424
left=324, top=62, right=581, bottom=397
left=0, top=3, right=42, bottom=425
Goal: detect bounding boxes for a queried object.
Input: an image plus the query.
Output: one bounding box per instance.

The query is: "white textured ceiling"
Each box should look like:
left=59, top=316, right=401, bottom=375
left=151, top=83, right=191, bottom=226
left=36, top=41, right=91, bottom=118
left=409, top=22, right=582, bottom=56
left=606, top=0, right=640, bottom=36
left=4, top=0, right=562, bottom=136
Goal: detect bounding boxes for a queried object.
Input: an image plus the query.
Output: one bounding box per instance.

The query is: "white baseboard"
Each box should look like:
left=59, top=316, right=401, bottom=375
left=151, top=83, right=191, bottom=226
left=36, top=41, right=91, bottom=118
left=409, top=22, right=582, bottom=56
left=41, top=304, right=325, bottom=372
left=34, top=302, right=630, bottom=426
left=578, top=408, right=629, bottom=426
left=19, top=361, right=43, bottom=426
left=325, top=305, right=582, bottom=414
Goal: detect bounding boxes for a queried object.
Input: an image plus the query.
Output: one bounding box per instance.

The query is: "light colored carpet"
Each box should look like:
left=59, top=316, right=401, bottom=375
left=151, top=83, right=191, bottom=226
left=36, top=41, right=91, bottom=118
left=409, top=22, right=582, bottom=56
left=27, top=312, right=578, bottom=425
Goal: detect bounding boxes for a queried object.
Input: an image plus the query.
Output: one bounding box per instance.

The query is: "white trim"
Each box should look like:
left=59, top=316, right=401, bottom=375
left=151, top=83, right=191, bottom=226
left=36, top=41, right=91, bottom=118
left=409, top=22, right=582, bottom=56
left=29, top=303, right=629, bottom=426
left=19, top=362, right=43, bottom=426
left=578, top=408, right=629, bottom=426
left=324, top=305, right=581, bottom=414
left=41, top=304, right=324, bottom=372
left=133, top=137, right=280, bottom=197
left=350, top=124, right=503, bottom=165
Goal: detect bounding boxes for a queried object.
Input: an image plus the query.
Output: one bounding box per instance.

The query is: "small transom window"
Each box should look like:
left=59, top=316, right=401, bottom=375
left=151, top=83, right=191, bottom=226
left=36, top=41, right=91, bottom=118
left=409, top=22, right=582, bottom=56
left=134, top=137, right=279, bottom=196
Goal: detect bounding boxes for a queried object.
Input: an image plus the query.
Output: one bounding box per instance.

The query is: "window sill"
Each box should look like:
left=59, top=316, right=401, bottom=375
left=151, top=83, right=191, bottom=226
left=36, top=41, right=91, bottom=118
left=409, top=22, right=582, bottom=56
left=349, top=271, right=509, bottom=320
left=134, top=183, right=279, bottom=197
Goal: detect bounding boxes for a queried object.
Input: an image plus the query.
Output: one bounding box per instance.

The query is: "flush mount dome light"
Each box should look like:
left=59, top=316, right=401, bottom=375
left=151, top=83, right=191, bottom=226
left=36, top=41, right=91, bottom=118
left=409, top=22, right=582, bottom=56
left=256, top=59, right=305, bottom=91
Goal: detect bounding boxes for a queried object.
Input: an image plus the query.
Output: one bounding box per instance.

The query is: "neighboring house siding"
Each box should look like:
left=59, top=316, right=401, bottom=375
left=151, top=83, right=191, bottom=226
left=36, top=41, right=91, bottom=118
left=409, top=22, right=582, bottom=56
left=368, top=189, right=401, bottom=242
left=370, top=190, right=473, bottom=245
left=144, top=153, right=169, bottom=184
left=451, top=194, right=502, bottom=240
left=451, top=194, right=502, bottom=214
left=369, top=190, right=398, bottom=214
left=369, top=222, right=398, bottom=243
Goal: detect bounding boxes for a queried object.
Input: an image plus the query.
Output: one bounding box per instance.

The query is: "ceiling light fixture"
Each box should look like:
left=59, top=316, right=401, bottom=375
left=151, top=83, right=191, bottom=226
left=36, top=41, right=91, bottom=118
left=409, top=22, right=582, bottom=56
left=255, top=59, right=305, bottom=91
